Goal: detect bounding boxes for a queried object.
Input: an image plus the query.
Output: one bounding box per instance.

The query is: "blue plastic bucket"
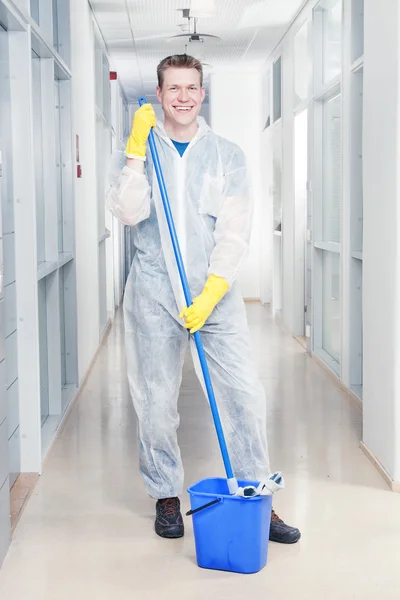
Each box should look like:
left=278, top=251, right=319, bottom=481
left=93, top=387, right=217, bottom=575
left=187, top=478, right=272, bottom=574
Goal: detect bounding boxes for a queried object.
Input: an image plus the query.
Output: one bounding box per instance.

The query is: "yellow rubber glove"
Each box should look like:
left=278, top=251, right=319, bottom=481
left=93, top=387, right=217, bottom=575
left=125, top=103, right=156, bottom=158
left=179, top=275, right=229, bottom=334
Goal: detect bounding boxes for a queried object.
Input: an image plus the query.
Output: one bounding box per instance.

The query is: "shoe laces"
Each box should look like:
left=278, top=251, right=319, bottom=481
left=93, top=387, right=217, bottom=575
left=160, top=498, right=179, bottom=517
left=271, top=509, right=283, bottom=523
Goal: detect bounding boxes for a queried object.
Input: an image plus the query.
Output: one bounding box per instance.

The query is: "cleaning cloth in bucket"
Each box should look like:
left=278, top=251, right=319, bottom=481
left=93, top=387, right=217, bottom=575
left=234, top=471, right=284, bottom=497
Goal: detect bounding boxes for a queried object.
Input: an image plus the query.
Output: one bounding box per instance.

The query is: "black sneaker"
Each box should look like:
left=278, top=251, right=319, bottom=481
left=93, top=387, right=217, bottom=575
left=155, top=497, right=184, bottom=539
left=269, top=509, right=301, bottom=544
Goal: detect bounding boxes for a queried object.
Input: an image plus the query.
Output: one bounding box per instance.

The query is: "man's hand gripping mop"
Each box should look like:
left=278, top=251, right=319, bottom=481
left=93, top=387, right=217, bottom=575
left=139, top=97, right=283, bottom=574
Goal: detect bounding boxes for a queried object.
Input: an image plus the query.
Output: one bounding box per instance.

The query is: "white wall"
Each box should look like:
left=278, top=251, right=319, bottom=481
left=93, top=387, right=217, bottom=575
left=209, top=70, right=264, bottom=299
left=70, top=0, right=101, bottom=381
left=362, top=0, right=400, bottom=484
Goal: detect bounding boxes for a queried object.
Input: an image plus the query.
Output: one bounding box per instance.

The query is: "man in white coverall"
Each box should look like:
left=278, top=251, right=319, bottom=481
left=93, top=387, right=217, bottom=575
left=107, top=54, right=300, bottom=544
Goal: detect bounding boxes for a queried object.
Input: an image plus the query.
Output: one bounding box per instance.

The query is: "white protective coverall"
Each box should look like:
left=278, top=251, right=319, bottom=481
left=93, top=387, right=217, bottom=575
left=106, top=117, right=270, bottom=499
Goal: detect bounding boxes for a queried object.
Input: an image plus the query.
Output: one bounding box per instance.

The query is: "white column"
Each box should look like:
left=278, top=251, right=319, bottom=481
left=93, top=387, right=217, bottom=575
left=362, top=0, right=400, bottom=487
left=70, top=0, right=100, bottom=380
left=10, top=29, right=42, bottom=473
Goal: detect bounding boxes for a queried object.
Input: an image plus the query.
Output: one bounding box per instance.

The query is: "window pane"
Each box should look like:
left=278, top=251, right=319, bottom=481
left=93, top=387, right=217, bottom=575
left=273, top=149, right=282, bottom=231
left=350, top=258, right=363, bottom=397
left=99, top=241, right=107, bottom=335
left=351, top=0, right=364, bottom=62
left=316, top=0, right=342, bottom=84
left=96, top=118, right=105, bottom=234
left=262, top=68, right=271, bottom=130
left=31, top=51, right=46, bottom=264
left=54, top=79, right=63, bottom=253
left=52, top=0, right=70, bottom=63
left=102, top=54, right=111, bottom=123
left=95, top=36, right=103, bottom=111
left=30, top=0, right=40, bottom=24
left=38, top=279, right=49, bottom=426
left=52, top=0, right=59, bottom=50
left=351, top=70, right=363, bottom=252
left=294, top=22, right=309, bottom=105
left=322, top=251, right=340, bottom=362
left=273, top=56, right=282, bottom=122
left=322, top=94, right=341, bottom=243
left=59, top=268, right=66, bottom=388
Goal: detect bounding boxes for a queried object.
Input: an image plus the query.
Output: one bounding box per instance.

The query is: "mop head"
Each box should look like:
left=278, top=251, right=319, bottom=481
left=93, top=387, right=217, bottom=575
left=235, top=471, right=284, bottom=497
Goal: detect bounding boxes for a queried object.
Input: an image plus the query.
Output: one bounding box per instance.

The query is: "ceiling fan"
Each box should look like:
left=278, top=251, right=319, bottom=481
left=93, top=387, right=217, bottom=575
left=133, top=7, right=221, bottom=44
left=167, top=9, right=221, bottom=43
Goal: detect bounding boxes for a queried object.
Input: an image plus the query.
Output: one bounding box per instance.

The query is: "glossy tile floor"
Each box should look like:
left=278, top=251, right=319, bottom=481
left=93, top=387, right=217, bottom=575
left=1, top=305, right=399, bottom=599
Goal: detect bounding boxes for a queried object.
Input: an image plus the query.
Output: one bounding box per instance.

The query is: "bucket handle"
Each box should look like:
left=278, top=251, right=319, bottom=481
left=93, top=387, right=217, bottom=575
left=186, top=498, right=222, bottom=517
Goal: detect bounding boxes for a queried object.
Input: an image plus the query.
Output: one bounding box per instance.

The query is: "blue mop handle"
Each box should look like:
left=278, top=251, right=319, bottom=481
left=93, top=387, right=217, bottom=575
left=138, top=97, right=235, bottom=484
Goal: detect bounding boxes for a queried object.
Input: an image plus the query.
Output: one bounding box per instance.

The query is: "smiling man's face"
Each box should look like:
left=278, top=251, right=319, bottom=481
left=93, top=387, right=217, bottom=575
left=156, top=67, right=205, bottom=128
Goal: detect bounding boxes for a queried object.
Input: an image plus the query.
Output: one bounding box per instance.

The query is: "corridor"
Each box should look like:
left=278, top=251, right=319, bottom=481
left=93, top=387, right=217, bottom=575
left=0, top=305, right=398, bottom=600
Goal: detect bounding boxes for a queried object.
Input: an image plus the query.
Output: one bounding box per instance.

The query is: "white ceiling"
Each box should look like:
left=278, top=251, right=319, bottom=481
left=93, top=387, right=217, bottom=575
left=89, top=0, right=305, bottom=102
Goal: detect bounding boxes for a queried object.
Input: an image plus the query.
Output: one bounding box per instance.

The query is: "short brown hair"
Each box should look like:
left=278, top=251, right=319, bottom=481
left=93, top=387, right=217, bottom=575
left=157, top=54, right=203, bottom=88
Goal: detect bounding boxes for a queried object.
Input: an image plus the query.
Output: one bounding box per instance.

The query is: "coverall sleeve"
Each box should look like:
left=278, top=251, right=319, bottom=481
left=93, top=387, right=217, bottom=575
left=106, top=150, right=151, bottom=226
left=208, top=147, right=253, bottom=286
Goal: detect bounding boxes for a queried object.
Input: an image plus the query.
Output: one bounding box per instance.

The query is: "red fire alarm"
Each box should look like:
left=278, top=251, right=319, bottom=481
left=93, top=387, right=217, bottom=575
left=110, top=71, right=117, bottom=80
left=77, top=164, right=82, bottom=178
